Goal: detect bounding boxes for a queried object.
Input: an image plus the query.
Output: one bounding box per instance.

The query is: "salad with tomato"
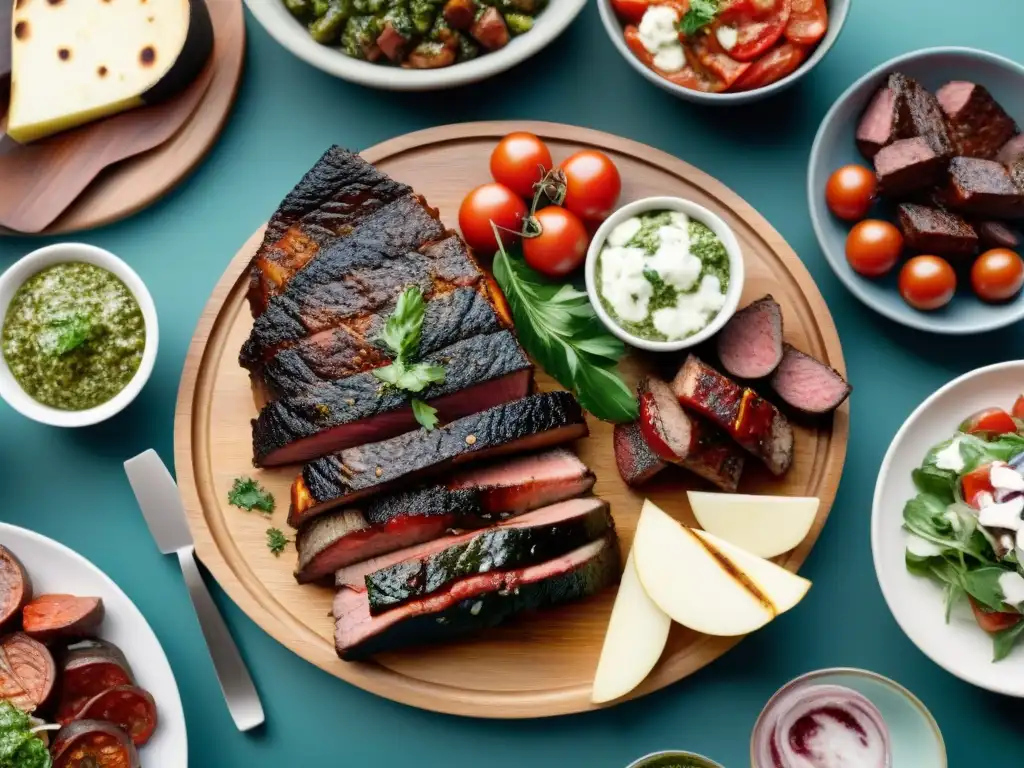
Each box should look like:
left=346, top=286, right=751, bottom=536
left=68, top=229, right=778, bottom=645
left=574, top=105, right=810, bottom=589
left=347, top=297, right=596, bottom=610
left=611, top=0, right=829, bottom=94
left=903, top=396, right=1024, bottom=661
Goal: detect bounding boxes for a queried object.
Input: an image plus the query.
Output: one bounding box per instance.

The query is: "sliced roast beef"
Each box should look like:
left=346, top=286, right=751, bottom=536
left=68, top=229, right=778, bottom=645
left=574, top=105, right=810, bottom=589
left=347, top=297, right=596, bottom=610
left=770, top=344, right=851, bottom=415
left=247, top=147, right=412, bottom=317
left=889, top=73, right=954, bottom=158
left=638, top=376, right=745, bottom=492
left=897, top=203, right=979, bottom=259
left=252, top=330, right=532, bottom=466
left=945, top=157, right=1024, bottom=219
left=857, top=86, right=898, bottom=159
left=333, top=534, right=620, bottom=660
left=997, top=135, right=1024, bottom=167
left=715, top=295, right=784, bottom=380
left=936, top=81, right=1018, bottom=159
left=295, top=449, right=595, bottom=582
left=289, top=392, right=589, bottom=526
left=976, top=220, right=1021, bottom=249
left=672, top=355, right=793, bottom=476
left=361, top=497, right=612, bottom=614
left=613, top=422, right=667, bottom=487
left=874, top=137, right=945, bottom=197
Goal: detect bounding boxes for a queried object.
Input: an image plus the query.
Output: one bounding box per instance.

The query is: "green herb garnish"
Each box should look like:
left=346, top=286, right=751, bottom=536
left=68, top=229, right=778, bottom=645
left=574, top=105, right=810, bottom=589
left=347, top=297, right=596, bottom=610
left=38, top=313, right=94, bottom=357
left=0, top=701, right=51, bottom=768
left=266, top=528, right=291, bottom=557
left=679, top=0, right=719, bottom=37
left=372, top=286, right=445, bottom=430
left=492, top=240, right=637, bottom=423
left=228, top=477, right=276, bottom=515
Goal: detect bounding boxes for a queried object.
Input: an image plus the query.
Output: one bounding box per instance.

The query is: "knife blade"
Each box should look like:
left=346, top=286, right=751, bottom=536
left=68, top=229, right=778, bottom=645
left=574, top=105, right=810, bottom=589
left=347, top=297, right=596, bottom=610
left=125, top=449, right=265, bottom=732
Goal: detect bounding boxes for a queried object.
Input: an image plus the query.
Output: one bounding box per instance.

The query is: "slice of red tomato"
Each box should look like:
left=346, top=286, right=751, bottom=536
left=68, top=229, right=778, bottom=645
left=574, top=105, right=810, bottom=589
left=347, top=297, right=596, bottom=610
left=718, top=0, right=791, bottom=62
left=785, top=0, right=828, bottom=45
left=624, top=25, right=722, bottom=92
left=611, top=0, right=653, bottom=25
left=731, top=41, right=808, bottom=91
left=970, top=597, right=1023, bottom=633
left=960, top=408, right=1018, bottom=437
left=689, top=27, right=750, bottom=87
left=962, top=464, right=996, bottom=509
left=1013, top=395, right=1024, bottom=420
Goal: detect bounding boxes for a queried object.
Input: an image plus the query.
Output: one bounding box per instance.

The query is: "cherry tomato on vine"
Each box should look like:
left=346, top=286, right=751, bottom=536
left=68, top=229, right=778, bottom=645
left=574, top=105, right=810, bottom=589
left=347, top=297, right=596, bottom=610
left=825, top=165, right=876, bottom=221
left=845, top=219, right=902, bottom=277
left=458, top=183, right=528, bottom=255
left=899, top=255, right=956, bottom=311
left=971, top=248, right=1024, bottom=303
left=523, top=206, right=590, bottom=278
left=560, top=150, right=622, bottom=223
left=490, top=133, right=553, bottom=199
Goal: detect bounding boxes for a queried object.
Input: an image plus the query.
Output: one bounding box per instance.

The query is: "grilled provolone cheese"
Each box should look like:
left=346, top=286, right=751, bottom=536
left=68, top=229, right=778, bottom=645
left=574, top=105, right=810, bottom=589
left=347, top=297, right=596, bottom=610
left=7, top=0, right=213, bottom=144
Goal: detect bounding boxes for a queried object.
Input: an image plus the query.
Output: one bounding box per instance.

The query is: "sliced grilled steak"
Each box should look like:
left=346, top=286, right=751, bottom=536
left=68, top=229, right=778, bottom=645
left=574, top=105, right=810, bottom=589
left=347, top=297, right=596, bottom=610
left=290, top=392, right=589, bottom=526
left=997, top=135, right=1024, bottom=167
left=333, top=534, right=620, bottom=660
left=295, top=449, right=595, bottom=582
left=261, top=286, right=510, bottom=399
left=638, top=376, right=744, bottom=492
left=976, top=221, right=1021, bottom=249
left=897, top=203, right=979, bottom=259
left=890, top=73, right=954, bottom=158
left=936, top=82, right=1018, bottom=159
left=247, top=147, right=412, bottom=317
left=672, top=355, right=793, bottom=476
left=945, top=157, right=1024, bottom=219
left=362, top=497, right=612, bottom=614
left=715, top=295, right=784, bottom=380
left=770, top=343, right=851, bottom=415
left=875, top=137, right=944, bottom=197
left=252, top=330, right=532, bottom=466
left=613, top=422, right=667, bottom=487
left=857, top=86, right=898, bottom=159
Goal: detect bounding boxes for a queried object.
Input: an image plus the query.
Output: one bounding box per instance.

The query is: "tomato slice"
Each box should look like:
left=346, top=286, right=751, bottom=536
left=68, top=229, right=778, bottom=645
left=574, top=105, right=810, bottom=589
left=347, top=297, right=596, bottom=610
left=718, top=0, right=791, bottom=62
left=970, top=597, right=1023, bottom=633
left=625, top=26, right=722, bottom=92
left=785, top=0, right=828, bottom=45
left=611, top=0, right=653, bottom=25
left=962, top=464, right=996, bottom=509
left=731, top=41, right=809, bottom=91
left=1013, top=395, right=1024, bottom=420
left=689, top=27, right=750, bottom=87
left=960, top=408, right=1018, bottom=438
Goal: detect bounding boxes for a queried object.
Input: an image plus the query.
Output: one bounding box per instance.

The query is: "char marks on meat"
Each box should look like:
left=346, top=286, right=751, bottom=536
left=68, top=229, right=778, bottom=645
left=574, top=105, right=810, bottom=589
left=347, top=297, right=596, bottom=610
left=897, top=203, right=979, bottom=259
left=889, top=73, right=954, bottom=158
left=613, top=422, right=667, bottom=487
left=945, top=157, right=1024, bottom=219
left=937, top=81, right=1019, bottom=159
left=290, top=392, right=590, bottom=526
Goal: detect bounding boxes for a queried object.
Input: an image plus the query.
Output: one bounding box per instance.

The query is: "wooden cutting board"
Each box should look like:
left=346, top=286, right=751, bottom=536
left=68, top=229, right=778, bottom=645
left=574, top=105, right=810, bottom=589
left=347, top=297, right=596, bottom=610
left=0, top=0, right=244, bottom=235
left=174, top=122, right=850, bottom=718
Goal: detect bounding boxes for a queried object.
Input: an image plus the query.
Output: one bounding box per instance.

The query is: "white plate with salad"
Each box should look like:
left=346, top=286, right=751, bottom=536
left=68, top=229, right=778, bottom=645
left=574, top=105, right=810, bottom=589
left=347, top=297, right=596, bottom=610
left=873, top=360, right=1024, bottom=697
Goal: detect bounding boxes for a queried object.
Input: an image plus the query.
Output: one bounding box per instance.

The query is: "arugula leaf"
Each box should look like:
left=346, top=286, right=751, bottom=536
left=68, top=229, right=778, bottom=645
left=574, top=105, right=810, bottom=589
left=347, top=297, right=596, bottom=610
left=411, top=398, right=439, bottom=431
left=0, top=702, right=50, bottom=768
left=679, top=0, right=719, bottom=37
left=39, top=313, right=93, bottom=357
left=903, top=494, right=994, bottom=563
left=993, top=618, right=1024, bottom=662
left=492, top=245, right=636, bottom=423
left=266, top=528, right=290, bottom=557
left=228, top=477, right=275, bottom=515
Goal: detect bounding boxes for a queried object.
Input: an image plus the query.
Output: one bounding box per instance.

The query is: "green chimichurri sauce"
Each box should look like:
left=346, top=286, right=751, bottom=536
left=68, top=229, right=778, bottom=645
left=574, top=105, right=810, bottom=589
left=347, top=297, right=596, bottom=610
left=2, top=263, right=145, bottom=411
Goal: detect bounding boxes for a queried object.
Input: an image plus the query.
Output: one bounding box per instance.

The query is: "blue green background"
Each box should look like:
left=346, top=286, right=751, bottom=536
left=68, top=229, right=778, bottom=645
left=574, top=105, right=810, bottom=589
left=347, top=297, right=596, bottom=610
left=2, top=0, right=1023, bottom=764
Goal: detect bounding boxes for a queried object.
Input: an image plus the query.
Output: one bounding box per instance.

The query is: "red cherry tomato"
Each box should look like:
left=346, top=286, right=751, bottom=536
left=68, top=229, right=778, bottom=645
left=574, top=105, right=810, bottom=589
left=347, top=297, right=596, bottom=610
left=1013, top=395, right=1024, bottom=420
left=899, top=255, right=956, bottom=310
left=689, top=28, right=751, bottom=87
left=970, top=597, right=1023, bottom=634
left=971, top=248, right=1024, bottom=303
left=785, top=0, right=828, bottom=45
left=825, top=164, right=877, bottom=221
left=611, top=0, right=652, bottom=24
left=732, top=41, right=810, bottom=91
left=489, top=132, right=553, bottom=199
left=559, top=150, right=622, bottom=223
left=960, top=408, right=1018, bottom=437
left=962, top=465, right=996, bottom=510
left=845, top=219, right=902, bottom=277
left=718, top=0, right=792, bottom=63
left=624, top=26, right=724, bottom=93
left=522, top=206, right=590, bottom=278
left=458, top=183, right=527, bottom=256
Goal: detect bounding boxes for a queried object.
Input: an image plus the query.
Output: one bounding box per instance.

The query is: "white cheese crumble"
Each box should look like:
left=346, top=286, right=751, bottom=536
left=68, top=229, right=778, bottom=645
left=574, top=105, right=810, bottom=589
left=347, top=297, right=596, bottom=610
left=600, top=245, right=653, bottom=323
left=606, top=217, right=642, bottom=247
left=978, top=495, right=1024, bottom=531
left=934, top=438, right=965, bottom=472
left=999, top=572, right=1024, bottom=607
left=991, top=464, right=1024, bottom=492
left=905, top=533, right=944, bottom=558
left=652, top=275, right=727, bottom=339
left=716, top=25, right=739, bottom=51
left=638, top=6, right=685, bottom=73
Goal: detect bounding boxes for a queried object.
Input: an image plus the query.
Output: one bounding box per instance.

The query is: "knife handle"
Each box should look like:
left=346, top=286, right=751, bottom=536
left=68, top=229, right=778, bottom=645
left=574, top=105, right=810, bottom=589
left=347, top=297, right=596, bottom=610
left=177, top=547, right=266, bottom=732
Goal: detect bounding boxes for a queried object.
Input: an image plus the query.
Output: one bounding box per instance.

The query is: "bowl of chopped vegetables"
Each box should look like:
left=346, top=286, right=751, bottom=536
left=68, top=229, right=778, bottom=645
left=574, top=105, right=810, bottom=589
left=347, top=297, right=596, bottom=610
left=245, top=0, right=587, bottom=90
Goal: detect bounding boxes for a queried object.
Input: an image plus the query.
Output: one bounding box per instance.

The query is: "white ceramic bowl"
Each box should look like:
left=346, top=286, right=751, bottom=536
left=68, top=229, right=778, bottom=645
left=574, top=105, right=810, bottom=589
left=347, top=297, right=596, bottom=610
left=245, top=0, right=587, bottom=91
left=0, top=243, right=159, bottom=428
left=626, top=750, right=724, bottom=768
left=872, top=361, right=1024, bottom=697
left=585, top=196, right=745, bottom=352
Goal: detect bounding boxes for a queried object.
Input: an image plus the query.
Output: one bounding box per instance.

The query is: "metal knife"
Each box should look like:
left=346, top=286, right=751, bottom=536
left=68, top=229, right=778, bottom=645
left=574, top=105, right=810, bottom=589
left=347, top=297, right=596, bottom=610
left=124, top=449, right=265, bottom=732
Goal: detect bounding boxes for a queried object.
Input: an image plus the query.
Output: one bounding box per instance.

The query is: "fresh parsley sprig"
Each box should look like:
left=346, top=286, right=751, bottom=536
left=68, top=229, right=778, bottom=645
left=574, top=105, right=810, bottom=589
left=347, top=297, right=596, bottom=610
left=266, top=528, right=291, bottom=557
left=679, top=0, right=719, bottom=37
left=228, top=477, right=275, bottom=515
left=0, top=701, right=51, bottom=768
left=372, top=286, right=445, bottom=430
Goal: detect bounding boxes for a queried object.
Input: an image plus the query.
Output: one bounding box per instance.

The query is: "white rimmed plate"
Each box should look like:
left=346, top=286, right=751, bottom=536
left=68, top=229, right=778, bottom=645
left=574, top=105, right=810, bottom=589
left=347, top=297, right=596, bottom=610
left=872, top=360, right=1024, bottom=697
left=0, top=523, right=187, bottom=761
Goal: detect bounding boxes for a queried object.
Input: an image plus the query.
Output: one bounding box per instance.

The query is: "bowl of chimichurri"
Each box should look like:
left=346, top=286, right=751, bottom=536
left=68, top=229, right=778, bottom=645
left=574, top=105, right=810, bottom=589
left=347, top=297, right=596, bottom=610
left=585, top=197, right=745, bottom=353
left=625, top=750, right=725, bottom=768
left=0, top=243, right=158, bottom=427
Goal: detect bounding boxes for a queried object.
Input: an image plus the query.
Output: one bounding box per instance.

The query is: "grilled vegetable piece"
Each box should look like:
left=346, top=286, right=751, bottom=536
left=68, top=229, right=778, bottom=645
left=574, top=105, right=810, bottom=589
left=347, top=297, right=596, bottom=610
left=51, top=720, right=141, bottom=768
left=897, top=203, right=979, bottom=260
left=22, top=594, right=104, bottom=641
left=613, top=421, right=667, bottom=487
left=936, top=81, right=1019, bottom=159
left=471, top=7, right=510, bottom=50
left=443, top=0, right=476, bottom=29
left=405, top=39, right=458, bottom=67
left=874, top=137, right=944, bottom=197
left=715, top=295, right=784, bottom=380
left=72, top=685, right=158, bottom=747
left=945, top=157, right=1024, bottom=219
left=0, top=545, right=31, bottom=631
left=56, top=640, right=135, bottom=726
left=0, top=632, right=56, bottom=712
left=672, top=355, right=794, bottom=476
left=769, top=343, right=851, bottom=415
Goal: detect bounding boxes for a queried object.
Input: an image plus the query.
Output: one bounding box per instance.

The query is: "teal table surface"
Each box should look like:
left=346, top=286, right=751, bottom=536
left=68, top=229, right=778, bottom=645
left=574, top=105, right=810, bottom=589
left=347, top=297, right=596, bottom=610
left=2, top=1, right=1024, bottom=765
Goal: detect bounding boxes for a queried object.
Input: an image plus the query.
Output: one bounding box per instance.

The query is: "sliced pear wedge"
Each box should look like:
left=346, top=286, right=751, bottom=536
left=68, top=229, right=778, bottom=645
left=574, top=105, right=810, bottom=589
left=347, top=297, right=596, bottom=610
left=591, top=549, right=671, bottom=704
left=633, top=500, right=811, bottom=637
left=688, top=491, right=819, bottom=559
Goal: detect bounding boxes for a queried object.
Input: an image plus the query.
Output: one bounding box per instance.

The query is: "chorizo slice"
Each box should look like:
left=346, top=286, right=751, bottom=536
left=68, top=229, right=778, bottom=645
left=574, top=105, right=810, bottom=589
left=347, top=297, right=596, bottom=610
left=470, top=7, right=510, bottom=51
left=22, top=594, right=104, bottom=641
left=51, top=720, right=141, bottom=768
left=0, top=545, right=31, bottom=631
left=72, top=685, right=158, bottom=747
left=0, top=632, right=56, bottom=712
left=56, top=640, right=135, bottom=726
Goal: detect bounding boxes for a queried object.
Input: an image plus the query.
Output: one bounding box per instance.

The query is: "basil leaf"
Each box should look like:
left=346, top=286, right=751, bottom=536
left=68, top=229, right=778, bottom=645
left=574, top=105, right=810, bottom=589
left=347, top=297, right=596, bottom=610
left=912, top=465, right=957, bottom=505
left=411, top=398, right=439, bottom=431
left=39, top=312, right=93, bottom=357
left=680, top=0, right=718, bottom=37
left=993, top=619, right=1024, bottom=662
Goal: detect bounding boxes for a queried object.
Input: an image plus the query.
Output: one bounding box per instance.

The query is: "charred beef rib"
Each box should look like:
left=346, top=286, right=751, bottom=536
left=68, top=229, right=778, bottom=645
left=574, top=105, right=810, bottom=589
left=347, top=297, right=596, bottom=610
left=294, top=449, right=596, bottom=583
left=289, top=392, right=590, bottom=527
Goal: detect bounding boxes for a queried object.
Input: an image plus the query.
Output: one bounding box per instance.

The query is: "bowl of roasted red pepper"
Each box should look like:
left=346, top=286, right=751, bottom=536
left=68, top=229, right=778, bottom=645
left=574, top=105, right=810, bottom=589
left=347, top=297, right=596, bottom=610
left=598, top=0, right=849, bottom=104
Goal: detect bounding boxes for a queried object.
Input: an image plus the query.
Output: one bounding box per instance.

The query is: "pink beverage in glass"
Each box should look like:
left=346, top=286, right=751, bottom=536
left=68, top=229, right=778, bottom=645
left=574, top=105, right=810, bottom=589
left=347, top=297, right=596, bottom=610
left=752, top=683, right=892, bottom=767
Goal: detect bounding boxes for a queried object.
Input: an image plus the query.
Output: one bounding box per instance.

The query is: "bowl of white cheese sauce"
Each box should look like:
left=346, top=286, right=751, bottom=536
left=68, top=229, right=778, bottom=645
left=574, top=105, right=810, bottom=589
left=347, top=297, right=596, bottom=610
left=585, top=197, right=744, bottom=353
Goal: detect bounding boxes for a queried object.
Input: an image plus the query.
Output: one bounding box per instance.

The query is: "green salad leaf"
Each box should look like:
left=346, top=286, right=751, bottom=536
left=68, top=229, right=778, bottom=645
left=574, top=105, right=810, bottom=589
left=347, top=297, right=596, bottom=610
left=0, top=702, right=50, bottom=768
left=266, top=528, right=291, bottom=557
left=679, top=0, right=719, bottom=37
left=228, top=477, right=276, bottom=515
left=994, top=620, right=1024, bottom=662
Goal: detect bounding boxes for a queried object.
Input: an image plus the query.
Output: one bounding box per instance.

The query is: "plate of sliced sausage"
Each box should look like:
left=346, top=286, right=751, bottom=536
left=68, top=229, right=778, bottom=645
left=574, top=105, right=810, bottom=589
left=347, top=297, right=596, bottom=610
left=0, top=524, right=186, bottom=766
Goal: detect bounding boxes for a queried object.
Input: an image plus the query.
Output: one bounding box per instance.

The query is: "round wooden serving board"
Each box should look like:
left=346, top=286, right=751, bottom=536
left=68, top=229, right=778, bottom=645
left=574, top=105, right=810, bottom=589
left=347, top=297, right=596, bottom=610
left=174, top=122, right=849, bottom=718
